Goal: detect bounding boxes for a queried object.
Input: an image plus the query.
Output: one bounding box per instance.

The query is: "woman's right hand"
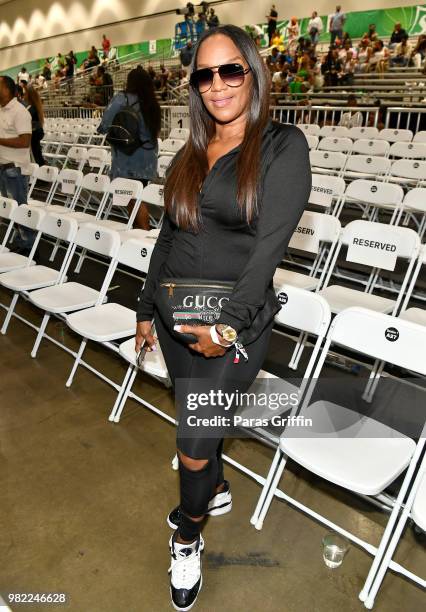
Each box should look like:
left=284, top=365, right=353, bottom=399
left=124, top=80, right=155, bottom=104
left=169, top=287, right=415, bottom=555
left=135, top=321, right=157, bottom=353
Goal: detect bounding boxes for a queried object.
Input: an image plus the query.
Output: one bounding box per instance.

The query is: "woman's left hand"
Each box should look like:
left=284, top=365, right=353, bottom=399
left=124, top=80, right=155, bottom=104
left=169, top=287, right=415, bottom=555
left=175, top=325, right=227, bottom=358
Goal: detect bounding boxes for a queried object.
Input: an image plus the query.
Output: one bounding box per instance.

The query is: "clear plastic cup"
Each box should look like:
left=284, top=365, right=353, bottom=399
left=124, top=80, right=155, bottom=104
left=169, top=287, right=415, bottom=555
left=322, top=532, right=349, bottom=568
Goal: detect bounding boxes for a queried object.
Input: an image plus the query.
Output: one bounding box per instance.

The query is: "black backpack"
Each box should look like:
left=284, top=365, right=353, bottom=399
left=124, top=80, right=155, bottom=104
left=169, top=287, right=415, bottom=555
left=106, top=94, right=154, bottom=155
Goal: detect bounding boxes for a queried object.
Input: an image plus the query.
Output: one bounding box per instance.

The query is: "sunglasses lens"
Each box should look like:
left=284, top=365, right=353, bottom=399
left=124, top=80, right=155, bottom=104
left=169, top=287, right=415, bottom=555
left=190, top=68, right=213, bottom=92
left=219, top=64, right=246, bottom=87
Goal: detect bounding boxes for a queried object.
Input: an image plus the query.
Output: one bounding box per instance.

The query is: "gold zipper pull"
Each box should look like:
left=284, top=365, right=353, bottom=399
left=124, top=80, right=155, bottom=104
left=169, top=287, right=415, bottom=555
left=168, top=283, right=175, bottom=297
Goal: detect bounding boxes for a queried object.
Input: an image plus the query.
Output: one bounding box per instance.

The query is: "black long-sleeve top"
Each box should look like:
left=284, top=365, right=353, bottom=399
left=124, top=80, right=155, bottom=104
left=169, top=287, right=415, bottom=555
left=137, top=120, right=311, bottom=334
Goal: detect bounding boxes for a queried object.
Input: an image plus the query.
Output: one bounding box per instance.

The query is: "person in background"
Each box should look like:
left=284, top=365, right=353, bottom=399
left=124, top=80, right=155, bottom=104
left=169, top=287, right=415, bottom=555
left=390, top=34, right=413, bottom=67
left=308, top=11, right=323, bottom=47
left=53, top=70, right=63, bottom=89
left=271, top=29, right=285, bottom=52
left=96, top=66, right=114, bottom=105
left=266, top=4, right=278, bottom=46
left=97, top=66, right=161, bottom=230
left=266, top=46, right=280, bottom=72
left=329, top=5, right=346, bottom=45
left=389, top=22, right=408, bottom=48
left=366, top=39, right=389, bottom=73
left=65, top=51, right=77, bottom=79
left=363, top=24, right=378, bottom=43
left=286, top=17, right=299, bottom=55
left=17, top=67, right=29, bottom=84
left=42, top=58, right=52, bottom=81
left=411, top=35, right=426, bottom=69
left=102, top=34, right=111, bottom=59
left=180, top=41, right=194, bottom=68
left=0, top=75, right=34, bottom=254
left=24, top=85, right=45, bottom=166
left=55, top=52, right=66, bottom=75
left=195, top=12, right=207, bottom=39
left=321, top=46, right=342, bottom=86
left=16, top=85, right=25, bottom=104
left=207, top=8, right=219, bottom=28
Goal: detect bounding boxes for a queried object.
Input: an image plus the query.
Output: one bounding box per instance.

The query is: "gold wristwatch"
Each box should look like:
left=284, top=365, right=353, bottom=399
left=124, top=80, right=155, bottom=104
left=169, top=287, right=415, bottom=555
left=216, top=324, right=238, bottom=345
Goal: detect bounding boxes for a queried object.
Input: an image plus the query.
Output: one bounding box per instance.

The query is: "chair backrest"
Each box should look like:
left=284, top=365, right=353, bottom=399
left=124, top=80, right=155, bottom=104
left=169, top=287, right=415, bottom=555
left=169, top=127, right=190, bottom=140
left=318, top=136, right=353, bottom=153
left=351, top=138, right=390, bottom=157
left=309, top=174, right=345, bottom=208
left=34, top=165, right=59, bottom=183
left=389, top=142, right=426, bottom=159
left=402, top=187, right=426, bottom=213
left=345, top=155, right=391, bottom=176
left=319, top=125, right=350, bottom=138
left=389, top=159, right=426, bottom=181
left=117, top=238, right=155, bottom=273
left=66, top=146, right=88, bottom=162
left=0, top=197, right=17, bottom=220
left=87, top=148, right=108, bottom=168
left=56, top=169, right=84, bottom=195
left=378, top=128, right=413, bottom=143
left=22, top=162, right=39, bottom=177
left=274, top=284, right=331, bottom=336
left=74, top=223, right=121, bottom=256
left=40, top=212, right=78, bottom=242
left=309, top=150, right=346, bottom=170
left=341, top=220, right=420, bottom=268
left=348, top=126, right=379, bottom=140
left=345, top=179, right=403, bottom=207
left=298, top=124, right=321, bottom=136
left=109, top=178, right=144, bottom=207
left=329, top=308, right=426, bottom=376
left=305, top=134, right=319, bottom=150
left=81, top=172, right=110, bottom=193
left=141, top=183, right=164, bottom=207
left=160, top=138, right=185, bottom=154
left=413, top=131, right=426, bottom=143
left=289, top=211, right=341, bottom=254
left=158, top=155, right=173, bottom=178
left=12, top=205, right=46, bottom=230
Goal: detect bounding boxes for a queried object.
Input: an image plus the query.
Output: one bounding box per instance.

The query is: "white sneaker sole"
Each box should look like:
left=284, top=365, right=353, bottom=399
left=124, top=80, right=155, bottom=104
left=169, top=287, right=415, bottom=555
left=170, top=574, right=203, bottom=612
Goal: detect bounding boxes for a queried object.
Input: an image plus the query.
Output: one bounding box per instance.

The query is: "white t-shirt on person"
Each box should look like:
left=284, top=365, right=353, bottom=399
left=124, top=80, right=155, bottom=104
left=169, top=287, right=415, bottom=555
left=0, top=97, right=32, bottom=170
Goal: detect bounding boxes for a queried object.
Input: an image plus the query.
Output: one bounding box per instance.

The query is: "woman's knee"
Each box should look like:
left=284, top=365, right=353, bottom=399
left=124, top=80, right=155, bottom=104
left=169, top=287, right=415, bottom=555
left=178, top=449, right=209, bottom=471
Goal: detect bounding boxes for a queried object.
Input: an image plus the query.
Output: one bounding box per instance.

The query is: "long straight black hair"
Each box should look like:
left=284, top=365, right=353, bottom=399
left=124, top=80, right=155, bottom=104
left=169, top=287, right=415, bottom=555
left=126, top=66, right=162, bottom=141
left=165, top=25, right=271, bottom=231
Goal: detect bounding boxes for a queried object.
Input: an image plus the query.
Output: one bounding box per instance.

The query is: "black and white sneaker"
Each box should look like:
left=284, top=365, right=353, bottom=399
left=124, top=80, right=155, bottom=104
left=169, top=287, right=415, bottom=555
left=167, top=481, right=232, bottom=529
left=169, top=531, right=204, bottom=611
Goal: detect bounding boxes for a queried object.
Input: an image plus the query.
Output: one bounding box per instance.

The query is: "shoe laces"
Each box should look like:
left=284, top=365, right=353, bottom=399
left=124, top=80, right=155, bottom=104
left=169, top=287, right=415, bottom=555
left=169, top=543, right=200, bottom=589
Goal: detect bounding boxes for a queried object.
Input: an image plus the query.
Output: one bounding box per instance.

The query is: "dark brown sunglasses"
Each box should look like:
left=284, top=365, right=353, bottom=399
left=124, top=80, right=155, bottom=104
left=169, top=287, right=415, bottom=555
left=190, top=63, right=251, bottom=93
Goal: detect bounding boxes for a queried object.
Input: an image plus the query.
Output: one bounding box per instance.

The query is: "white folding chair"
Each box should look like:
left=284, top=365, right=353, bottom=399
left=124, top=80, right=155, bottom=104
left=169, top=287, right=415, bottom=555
left=348, top=126, right=379, bottom=140
left=309, top=150, right=346, bottom=176
left=86, top=148, right=109, bottom=174
left=335, top=179, right=403, bottom=222
left=140, top=183, right=165, bottom=228
left=351, top=139, right=390, bottom=157
left=45, top=169, right=84, bottom=213
left=65, top=173, right=110, bottom=224
left=318, top=220, right=420, bottom=316
left=0, top=213, right=78, bottom=335
left=319, top=125, right=350, bottom=138
left=392, top=187, right=426, bottom=237
left=94, top=178, right=144, bottom=231
left=398, top=244, right=426, bottom=327
left=27, top=165, right=59, bottom=206
left=274, top=211, right=341, bottom=292
left=387, top=159, right=426, bottom=188
left=63, top=146, right=88, bottom=171
left=159, top=138, right=185, bottom=155
left=308, top=174, right=346, bottom=212
left=297, top=124, right=320, bottom=137
left=23, top=163, right=39, bottom=189
left=251, top=308, right=426, bottom=609
left=28, top=224, right=121, bottom=358
left=0, top=197, right=18, bottom=254
left=169, top=127, right=190, bottom=140
left=305, top=134, right=318, bottom=150
left=64, top=237, right=157, bottom=389
left=342, top=155, right=391, bottom=182
left=377, top=128, right=413, bottom=143
left=158, top=155, right=173, bottom=178
left=317, top=136, right=353, bottom=153
left=0, top=205, right=44, bottom=273
left=389, top=141, right=426, bottom=160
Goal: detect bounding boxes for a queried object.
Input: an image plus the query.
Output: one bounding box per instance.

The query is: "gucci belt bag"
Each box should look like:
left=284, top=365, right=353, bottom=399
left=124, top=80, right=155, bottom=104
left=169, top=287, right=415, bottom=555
left=155, top=277, right=280, bottom=351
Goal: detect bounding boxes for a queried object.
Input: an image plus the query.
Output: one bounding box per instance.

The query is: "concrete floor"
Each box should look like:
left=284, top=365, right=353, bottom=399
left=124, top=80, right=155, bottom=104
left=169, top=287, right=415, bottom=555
left=0, top=288, right=425, bottom=612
